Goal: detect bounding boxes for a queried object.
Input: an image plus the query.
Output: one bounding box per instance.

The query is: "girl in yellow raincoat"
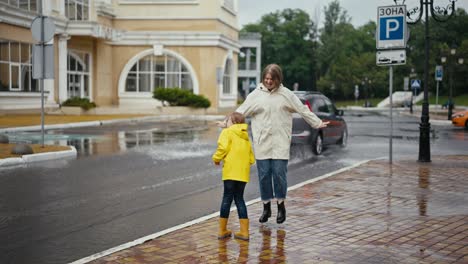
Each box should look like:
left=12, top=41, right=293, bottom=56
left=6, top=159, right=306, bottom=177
left=213, top=112, right=255, bottom=240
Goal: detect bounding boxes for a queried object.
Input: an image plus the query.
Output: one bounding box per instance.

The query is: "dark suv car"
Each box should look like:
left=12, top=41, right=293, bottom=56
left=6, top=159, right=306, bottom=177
left=291, top=91, right=347, bottom=155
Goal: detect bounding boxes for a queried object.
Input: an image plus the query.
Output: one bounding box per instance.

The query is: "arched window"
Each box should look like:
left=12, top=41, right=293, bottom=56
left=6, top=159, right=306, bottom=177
left=222, top=58, right=232, bottom=94
left=125, top=54, right=193, bottom=93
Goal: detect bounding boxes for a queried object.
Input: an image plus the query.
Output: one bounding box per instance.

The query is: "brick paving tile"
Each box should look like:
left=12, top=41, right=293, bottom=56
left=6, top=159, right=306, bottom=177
left=90, top=156, right=468, bottom=264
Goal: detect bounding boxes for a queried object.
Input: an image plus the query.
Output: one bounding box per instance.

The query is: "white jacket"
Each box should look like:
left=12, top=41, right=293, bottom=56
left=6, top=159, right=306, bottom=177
left=236, top=84, right=323, bottom=160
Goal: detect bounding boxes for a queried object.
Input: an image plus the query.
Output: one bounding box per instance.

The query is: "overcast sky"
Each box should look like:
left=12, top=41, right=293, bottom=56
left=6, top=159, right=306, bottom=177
left=238, top=0, right=468, bottom=29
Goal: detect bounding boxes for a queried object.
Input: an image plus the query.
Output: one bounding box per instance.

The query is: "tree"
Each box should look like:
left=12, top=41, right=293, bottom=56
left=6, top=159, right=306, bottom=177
left=242, top=9, right=317, bottom=90
left=316, top=1, right=386, bottom=100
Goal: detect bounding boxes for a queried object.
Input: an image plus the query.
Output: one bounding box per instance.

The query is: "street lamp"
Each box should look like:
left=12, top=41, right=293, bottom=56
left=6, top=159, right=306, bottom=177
left=441, top=47, right=464, bottom=120
left=395, top=0, right=457, bottom=163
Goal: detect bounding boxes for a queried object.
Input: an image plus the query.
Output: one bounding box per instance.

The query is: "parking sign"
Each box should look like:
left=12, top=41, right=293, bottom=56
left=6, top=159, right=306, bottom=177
left=377, top=5, right=407, bottom=49
left=435, top=65, right=443, bottom=81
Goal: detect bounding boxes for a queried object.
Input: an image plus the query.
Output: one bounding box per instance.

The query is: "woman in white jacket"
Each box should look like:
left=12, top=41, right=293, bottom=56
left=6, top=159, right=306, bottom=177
left=235, top=64, right=328, bottom=224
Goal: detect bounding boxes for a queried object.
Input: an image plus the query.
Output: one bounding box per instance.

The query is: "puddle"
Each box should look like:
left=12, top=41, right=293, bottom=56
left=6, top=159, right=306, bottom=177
left=5, top=121, right=217, bottom=158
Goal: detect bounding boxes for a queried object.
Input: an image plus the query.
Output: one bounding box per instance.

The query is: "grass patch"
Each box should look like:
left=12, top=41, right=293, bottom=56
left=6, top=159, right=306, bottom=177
left=335, top=94, right=468, bottom=108
left=0, top=143, right=71, bottom=159
left=334, top=98, right=385, bottom=108
left=416, top=94, right=468, bottom=106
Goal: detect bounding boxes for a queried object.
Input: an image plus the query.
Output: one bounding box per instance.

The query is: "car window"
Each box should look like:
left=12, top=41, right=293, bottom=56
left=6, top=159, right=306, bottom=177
left=313, top=98, right=329, bottom=113
left=323, top=98, right=336, bottom=114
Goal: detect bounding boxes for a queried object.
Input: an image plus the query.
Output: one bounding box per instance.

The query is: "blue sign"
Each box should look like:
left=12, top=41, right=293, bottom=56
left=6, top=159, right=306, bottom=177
left=435, top=65, right=443, bottom=81
left=379, top=17, right=404, bottom=40
left=377, top=5, right=407, bottom=49
left=411, top=79, right=421, bottom=89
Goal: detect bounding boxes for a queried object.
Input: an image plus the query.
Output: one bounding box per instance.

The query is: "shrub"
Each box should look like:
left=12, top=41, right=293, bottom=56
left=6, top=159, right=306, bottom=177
left=62, top=97, right=96, bottom=110
left=153, top=87, right=211, bottom=108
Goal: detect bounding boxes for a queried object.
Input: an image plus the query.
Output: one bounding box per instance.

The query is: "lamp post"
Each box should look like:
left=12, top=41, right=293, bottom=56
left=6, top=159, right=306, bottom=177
left=441, top=47, right=464, bottom=120
left=409, top=67, right=417, bottom=114
left=395, top=0, right=457, bottom=163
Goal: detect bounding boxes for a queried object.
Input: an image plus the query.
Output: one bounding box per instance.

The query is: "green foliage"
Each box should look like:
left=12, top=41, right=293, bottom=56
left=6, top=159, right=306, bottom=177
left=415, top=94, right=468, bottom=106
left=153, top=87, right=211, bottom=108
left=241, top=2, right=468, bottom=101
left=334, top=98, right=385, bottom=108
left=242, top=8, right=317, bottom=90
left=62, top=97, right=96, bottom=110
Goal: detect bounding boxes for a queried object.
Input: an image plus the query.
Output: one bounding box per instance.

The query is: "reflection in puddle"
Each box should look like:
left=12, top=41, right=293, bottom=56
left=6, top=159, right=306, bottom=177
left=5, top=123, right=219, bottom=158
left=217, top=238, right=250, bottom=263
left=6, top=132, right=108, bottom=157
left=451, top=130, right=467, bottom=141
left=417, top=166, right=430, bottom=216
left=258, top=226, right=287, bottom=263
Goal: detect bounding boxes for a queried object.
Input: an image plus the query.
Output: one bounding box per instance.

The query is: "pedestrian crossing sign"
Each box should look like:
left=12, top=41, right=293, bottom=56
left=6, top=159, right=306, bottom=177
left=411, top=79, right=421, bottom=89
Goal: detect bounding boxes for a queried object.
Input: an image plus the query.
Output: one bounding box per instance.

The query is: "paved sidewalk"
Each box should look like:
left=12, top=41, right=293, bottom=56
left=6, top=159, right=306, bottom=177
left=81, top=156, right=468, bottom=264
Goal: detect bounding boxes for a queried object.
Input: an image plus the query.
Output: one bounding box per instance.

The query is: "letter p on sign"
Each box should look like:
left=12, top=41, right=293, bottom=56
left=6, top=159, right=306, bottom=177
left=386, top=19, right=400, bottom=38
left=380, top=17, right=403, bottom=40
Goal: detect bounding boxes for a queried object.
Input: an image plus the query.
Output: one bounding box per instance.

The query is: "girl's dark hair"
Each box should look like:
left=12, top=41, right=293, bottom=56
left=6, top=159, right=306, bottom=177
left=229, top=112, right=245, bottom=124
left=262, top=64, right=283, bottom=88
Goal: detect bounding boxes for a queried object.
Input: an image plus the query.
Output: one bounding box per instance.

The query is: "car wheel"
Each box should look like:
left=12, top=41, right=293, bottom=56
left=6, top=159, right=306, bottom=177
left=338, top=129, right=348, bottom=148
left=312, top=133, right=323, bottom=155
left=465, top=120, right=468, bottom=129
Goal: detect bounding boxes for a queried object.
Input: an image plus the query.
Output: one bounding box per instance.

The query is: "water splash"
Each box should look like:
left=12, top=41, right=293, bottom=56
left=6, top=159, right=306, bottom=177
left=134, top=141, right=214, bottom=161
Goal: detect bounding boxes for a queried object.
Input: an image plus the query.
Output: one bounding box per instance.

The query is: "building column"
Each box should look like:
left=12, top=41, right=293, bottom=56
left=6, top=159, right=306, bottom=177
left=256, top=44, right=261, bottom=85
left=42, top=0, right=52, bottom=15
left=58, top=34, right=69, bottom=103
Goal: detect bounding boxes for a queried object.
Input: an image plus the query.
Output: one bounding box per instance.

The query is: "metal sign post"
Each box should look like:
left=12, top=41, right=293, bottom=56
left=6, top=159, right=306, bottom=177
left=389, top=66, right=393, bottom=164
left=31, top=4, right=55, bottom=147
left=435, top=65, right=443, bottom=106
left=376, top=5, right=407, bottom=164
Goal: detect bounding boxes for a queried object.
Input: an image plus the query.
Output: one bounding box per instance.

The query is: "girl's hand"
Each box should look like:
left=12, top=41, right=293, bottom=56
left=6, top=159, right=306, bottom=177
left=214, top=161, right=220, bottom=166
left=216, top=120, right=227, bottom=128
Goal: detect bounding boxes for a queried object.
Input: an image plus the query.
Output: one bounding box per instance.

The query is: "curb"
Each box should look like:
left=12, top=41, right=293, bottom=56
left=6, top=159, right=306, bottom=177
left=69, top=158, right=373, bottom=264
left=0, top=146, right=77, bottom=168
left=0, top=115, right=225, bottom=133
left=399, top=111, right=452, bottom=126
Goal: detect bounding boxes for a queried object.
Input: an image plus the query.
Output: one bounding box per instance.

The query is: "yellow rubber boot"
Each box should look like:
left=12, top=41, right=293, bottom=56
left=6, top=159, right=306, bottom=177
left=234, top=218, right=249, bottom=241
left=218, top=217, right=232, bottom=239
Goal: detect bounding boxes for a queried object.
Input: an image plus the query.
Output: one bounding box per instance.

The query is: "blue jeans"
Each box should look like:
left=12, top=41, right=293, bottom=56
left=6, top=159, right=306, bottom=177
left=256, top=159, right=288, bottom=201
left=220, top=180, right=248, bottom=219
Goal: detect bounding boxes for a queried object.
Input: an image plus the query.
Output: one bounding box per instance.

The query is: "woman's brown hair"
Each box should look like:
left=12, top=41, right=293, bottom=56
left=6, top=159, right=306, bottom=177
left=262, top=64, right=283, bottom=88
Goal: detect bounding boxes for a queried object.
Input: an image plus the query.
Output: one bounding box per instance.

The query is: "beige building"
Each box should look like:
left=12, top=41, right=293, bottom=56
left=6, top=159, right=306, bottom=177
left=0, top=0, right=240, bottom=114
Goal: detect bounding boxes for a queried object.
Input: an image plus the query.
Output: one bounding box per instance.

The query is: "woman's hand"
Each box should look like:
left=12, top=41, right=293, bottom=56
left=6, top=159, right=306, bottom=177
left=319, top=121, right=330, bottom=128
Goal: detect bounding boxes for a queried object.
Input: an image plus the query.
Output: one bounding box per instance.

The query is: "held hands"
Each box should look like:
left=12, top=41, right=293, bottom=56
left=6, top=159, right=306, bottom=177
left=216, top=120, right=227, bottom=128
left=319, top=121, right=330, bottom=128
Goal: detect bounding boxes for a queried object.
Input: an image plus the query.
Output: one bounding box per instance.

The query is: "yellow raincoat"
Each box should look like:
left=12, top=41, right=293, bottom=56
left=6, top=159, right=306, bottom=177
left=212, top=123, right=255, bottom=182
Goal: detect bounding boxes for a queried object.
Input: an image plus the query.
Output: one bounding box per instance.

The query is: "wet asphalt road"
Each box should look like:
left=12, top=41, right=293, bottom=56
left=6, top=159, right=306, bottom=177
left=0, top=110, right=467, bottom=264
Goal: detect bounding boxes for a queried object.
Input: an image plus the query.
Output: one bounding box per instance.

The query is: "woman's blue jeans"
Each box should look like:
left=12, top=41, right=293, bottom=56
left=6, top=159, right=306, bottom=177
left=256, top=159, right=288, bottom=201
left=220, top=180, right=247, bottom=219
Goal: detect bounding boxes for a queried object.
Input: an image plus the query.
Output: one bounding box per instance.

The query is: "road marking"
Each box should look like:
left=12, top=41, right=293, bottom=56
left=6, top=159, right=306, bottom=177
left=69, top=158, right=378, bottom=264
